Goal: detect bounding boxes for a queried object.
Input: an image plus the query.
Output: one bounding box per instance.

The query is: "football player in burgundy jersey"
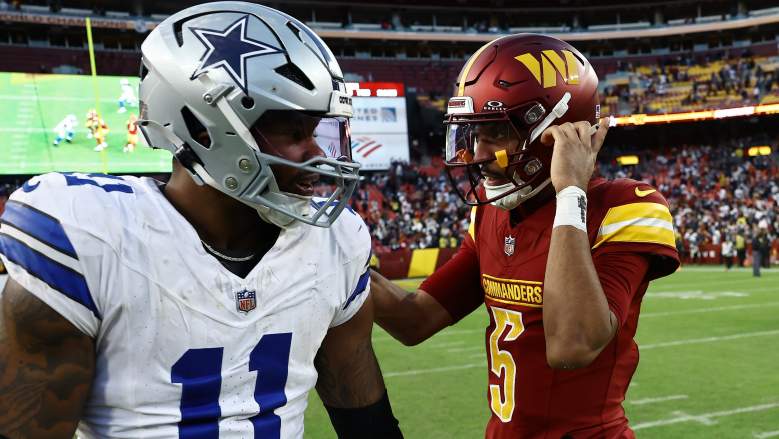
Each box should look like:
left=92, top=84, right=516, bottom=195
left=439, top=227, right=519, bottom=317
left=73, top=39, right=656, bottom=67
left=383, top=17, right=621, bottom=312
left=371, top=34, right=680, bottom=439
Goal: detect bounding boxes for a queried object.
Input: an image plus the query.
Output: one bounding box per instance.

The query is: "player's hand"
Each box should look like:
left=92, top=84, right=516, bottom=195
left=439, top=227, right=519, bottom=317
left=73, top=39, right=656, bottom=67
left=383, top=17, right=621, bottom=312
left=540, top=117, right=610, bottom=193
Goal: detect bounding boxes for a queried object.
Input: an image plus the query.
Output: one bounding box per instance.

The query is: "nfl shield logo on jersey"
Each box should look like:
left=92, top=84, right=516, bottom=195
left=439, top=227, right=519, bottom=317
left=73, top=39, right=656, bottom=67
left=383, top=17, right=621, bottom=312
left=504, top=235, right=516, bottom=256
left=235, top=290, right=257, bottom=313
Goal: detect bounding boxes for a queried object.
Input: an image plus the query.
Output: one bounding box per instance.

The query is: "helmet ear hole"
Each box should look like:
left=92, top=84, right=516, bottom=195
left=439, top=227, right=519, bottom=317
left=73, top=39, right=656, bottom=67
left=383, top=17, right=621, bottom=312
left=181, top=106, right=211, bottom=149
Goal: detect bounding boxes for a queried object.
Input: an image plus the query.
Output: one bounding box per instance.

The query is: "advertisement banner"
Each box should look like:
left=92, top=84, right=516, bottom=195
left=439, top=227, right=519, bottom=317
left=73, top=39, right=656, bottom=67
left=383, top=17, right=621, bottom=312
left=348, top=83, right=409, bottom=170
left=351, top=133, right=410, bottom=171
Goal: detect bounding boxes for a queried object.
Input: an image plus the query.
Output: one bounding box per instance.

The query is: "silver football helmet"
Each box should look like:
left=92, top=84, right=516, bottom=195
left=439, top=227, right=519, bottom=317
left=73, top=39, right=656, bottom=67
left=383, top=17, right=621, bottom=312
left=138, top=1, right=358, bottom=228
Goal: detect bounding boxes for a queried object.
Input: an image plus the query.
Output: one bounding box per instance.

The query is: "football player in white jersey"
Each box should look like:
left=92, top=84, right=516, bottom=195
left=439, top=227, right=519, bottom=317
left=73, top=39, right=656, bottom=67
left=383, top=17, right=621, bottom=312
left=117, top=78, right=138, bottom=114
left=0, top=3, right=402, bottom=439
left=52, top=113, right=77, bottom=146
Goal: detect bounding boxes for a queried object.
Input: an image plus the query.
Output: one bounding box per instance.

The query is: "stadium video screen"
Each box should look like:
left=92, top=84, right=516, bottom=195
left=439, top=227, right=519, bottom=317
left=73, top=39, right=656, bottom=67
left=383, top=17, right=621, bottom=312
left=0, top=72, right=171, bottom=175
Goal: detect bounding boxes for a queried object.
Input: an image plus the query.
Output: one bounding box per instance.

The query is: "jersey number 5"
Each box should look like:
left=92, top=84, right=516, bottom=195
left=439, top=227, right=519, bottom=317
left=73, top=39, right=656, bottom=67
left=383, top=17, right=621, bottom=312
left=488, top=306, right=525, bottom=423
left=171, top=332, right=292, bottom=438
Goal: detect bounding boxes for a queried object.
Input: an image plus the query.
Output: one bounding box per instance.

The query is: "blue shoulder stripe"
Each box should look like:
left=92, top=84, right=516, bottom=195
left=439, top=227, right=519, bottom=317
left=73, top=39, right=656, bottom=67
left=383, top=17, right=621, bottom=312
left=0, top=233, right=100, bottom=318
left=1, top=200, right=78, bottom=259
left=343, top=269, right=370, bottom=310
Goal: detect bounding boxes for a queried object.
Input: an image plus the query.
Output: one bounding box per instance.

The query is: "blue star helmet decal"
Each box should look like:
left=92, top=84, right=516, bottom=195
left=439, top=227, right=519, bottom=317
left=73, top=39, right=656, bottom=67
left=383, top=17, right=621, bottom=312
left=190, top=15, right=284, bottom=94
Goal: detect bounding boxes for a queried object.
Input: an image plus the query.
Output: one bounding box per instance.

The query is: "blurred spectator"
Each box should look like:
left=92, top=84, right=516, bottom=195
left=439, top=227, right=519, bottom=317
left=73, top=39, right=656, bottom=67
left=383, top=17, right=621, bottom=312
left=721, top=235, right=735, bottom=270
left=735, top=231, right=747, bottom=266
left=751, top=228, right=770, bottom=276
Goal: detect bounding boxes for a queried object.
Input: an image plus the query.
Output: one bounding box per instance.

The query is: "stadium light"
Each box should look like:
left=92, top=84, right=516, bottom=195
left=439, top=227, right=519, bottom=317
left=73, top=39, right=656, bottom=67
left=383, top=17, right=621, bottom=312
left=747, top=146, right=772, bottom=156
left=611, top=102, right=779, bottom=126
left=616, top=155, right=640, bottom=165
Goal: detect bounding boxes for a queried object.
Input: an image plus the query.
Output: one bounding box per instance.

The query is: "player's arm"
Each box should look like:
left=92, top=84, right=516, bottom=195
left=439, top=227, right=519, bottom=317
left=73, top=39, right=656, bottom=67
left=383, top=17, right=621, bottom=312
left=541, top=118, right=618, bottom=369
left=370, top=271, right=452, bottom=346
left=315, top=294, right=402, bottom=439
left=0, top=277, right=95, bottom=439
left=372, top=235, right=483, bottom=346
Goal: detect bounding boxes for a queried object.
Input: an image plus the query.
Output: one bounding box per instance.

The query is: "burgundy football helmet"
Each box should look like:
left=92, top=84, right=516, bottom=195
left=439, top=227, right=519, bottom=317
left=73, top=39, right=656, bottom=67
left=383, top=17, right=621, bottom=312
left=444, top=34, right=600, bottom=209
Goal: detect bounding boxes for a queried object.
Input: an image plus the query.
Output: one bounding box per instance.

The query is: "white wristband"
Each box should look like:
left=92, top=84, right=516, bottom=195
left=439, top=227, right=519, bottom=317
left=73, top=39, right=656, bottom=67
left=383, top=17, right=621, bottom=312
left=553, top=186, right=587, bottom=232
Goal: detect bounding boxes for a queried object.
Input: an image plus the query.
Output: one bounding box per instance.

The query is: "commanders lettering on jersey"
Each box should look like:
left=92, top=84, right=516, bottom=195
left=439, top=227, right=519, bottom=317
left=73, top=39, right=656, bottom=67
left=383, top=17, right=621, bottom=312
left=482, top=274, right=543, bottom=308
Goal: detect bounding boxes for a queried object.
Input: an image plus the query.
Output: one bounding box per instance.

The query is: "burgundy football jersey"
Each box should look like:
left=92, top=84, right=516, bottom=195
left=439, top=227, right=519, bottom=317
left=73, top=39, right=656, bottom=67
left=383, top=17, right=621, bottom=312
left=422, top=178, right=680, bottom=439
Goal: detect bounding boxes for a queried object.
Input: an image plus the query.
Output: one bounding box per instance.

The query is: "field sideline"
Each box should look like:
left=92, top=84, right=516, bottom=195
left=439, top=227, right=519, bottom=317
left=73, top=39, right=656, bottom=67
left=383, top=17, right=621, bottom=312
left=304, top=267, right=779, bottom=438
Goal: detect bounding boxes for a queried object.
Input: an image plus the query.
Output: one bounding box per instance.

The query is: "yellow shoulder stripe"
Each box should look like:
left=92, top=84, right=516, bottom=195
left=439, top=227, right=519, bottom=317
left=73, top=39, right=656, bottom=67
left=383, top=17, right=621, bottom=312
left=593, top=202, right=676, bottom=250
left=468, top=206, right=477, bottom=241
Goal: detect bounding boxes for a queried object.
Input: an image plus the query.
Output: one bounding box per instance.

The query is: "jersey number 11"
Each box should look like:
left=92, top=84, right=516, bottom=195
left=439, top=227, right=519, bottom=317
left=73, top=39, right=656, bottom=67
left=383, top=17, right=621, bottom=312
left=171, top=332, right=293, bottom=438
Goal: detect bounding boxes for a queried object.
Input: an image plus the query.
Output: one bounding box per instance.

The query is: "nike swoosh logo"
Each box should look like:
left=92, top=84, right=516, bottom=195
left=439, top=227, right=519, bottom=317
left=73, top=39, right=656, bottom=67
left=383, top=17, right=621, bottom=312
left=635, top=187, right=656, bottom=197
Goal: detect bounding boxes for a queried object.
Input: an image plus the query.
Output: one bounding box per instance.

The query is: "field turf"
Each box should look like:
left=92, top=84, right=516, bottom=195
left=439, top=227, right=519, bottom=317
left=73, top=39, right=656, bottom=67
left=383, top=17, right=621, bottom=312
left=0, top=72, right=171, bottom=175
left=304, top=266, right=779, bottom=438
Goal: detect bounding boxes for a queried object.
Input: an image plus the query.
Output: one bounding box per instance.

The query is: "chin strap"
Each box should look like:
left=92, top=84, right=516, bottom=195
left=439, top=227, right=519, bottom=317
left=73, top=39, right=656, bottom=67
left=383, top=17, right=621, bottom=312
left=484, top=176, right=552, bottom=210
left=528, top=91, right=571, bottom=144
left=255, top=192, right=311, bottom=228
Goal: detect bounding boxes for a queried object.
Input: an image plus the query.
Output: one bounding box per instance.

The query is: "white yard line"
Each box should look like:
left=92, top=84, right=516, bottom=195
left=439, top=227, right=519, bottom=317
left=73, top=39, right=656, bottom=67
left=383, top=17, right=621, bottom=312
left=633, top=401, right=779, bottom=430
left=448, top=346, right=483, bottom=353
left=642, top=302, right=779, bottom=317
left=628, top=395, right=688, bottom=405
left=384, top=362, right=483, bottom=378
left=641, top=329, right=779, bottom=350
left=0, top=94, right=117, bottom=102
left=375, top=302, right=779, bottom=344
left=0, top=127, right=92, bottom=133
left=755, top=430, right=779, bottom=438
left=672, top=266, right=777, bottom=272
left=428, top=341, right=467, bottom=349
left=382, top=329, right=779, bottom=377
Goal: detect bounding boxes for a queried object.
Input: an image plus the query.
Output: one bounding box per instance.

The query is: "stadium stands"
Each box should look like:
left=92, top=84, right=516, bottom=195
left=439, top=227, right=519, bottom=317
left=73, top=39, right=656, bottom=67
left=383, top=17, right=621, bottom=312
left=2, top=144, right=775, bottom=265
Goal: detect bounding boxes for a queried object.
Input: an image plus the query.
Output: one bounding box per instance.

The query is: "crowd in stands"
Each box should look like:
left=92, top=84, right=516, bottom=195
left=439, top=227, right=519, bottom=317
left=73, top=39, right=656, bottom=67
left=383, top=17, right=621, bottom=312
left=1, top=144, right=776, bottom=263
left=351, top=160, right=471, bottom=253
left=602, top=51, right=779, bottom=115
left=601, top=143, right=778, bottom=264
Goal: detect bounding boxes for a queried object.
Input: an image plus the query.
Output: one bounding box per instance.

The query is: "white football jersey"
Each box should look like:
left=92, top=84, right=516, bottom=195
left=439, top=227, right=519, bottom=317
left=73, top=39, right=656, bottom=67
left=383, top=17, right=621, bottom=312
left=0, top=172, right=372, bottom=439
left=120, top=85, right=137, bottom=103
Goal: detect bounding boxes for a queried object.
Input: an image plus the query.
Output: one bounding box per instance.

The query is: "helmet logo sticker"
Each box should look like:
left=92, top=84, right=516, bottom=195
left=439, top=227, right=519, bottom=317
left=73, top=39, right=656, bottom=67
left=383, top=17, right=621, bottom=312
left=190, top=15, right=284, bottom=94
left=514, top=50, right=581, bottom=89
left=483, top=100, right=505, bottom=111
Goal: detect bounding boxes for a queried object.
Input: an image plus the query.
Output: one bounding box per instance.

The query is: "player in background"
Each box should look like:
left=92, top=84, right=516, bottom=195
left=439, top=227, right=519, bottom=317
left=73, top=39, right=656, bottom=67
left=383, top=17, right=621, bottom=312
left=85, top=108, right=99, bottom=139
left=124, top=114, right=139, bottom=153
left=117, top=78, right=138, bottom=114
left=92, top=117, right=109, bottom=152
left=52, top=114, right=77, bottom=146
left=371, top=34, right=680, bottom=438
left=0, top=3, right=402, bottom=439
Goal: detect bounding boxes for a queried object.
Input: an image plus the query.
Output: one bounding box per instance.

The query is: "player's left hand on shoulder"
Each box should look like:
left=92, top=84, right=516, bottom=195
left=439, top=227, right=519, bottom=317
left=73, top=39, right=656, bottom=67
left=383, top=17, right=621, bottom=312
left=541, top=117, right=610, bottom=193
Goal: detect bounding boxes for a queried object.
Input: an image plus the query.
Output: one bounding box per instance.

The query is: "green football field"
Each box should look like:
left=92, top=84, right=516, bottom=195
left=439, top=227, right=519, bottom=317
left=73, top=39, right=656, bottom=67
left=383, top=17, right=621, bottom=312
left=0, top=72, right=171, bottom=175
left=303, top=267, right=779, bottom=438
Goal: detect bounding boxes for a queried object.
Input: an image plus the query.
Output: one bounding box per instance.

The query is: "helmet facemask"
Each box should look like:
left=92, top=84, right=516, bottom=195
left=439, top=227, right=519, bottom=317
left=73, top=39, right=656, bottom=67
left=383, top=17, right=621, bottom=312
left=247, top=110, right=360, bottom=228
left=444, top=93, right=572, bottom=209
